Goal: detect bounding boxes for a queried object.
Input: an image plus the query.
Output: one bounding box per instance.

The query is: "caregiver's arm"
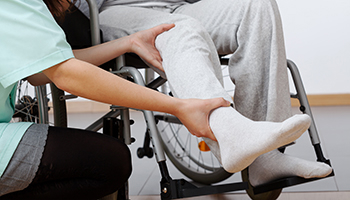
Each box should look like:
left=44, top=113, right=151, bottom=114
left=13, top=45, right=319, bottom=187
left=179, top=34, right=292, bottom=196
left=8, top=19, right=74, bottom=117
left=73, top=24, right=174, bottom=71
left=26, top=73, right=52, bottom=86
left=27, top=24, right=173, bottom=86
left=43, top=58, right=229, bottom=140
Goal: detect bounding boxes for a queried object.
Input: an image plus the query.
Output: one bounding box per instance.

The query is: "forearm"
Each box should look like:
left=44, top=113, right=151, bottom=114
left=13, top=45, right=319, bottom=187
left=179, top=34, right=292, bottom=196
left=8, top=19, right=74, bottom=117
left=73, top=36, right=131, bottom=66
left=43, top=58, right=181, bottom=115
left=26, top=72, right=52, bottom=86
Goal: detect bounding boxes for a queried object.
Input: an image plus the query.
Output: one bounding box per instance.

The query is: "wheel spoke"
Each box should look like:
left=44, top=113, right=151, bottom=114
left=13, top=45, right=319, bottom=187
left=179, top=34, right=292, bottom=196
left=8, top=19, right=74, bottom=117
left=13, top=81, right=66, bottom=127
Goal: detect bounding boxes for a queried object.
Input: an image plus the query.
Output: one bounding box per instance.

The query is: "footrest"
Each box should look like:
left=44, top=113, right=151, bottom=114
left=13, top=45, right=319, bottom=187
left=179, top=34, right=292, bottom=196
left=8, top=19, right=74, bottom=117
left=253, top=170, right=335, bottom=194
left=160, top=179, right=248, bottom=200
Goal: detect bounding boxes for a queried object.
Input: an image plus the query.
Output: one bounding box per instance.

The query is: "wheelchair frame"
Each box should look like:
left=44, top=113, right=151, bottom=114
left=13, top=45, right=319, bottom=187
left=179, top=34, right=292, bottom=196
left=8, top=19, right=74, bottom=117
left=28, top=0, right=334, bottom=199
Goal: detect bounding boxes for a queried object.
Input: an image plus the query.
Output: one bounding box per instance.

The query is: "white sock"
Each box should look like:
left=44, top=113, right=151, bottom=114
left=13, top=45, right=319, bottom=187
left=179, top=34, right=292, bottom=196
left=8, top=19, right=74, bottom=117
left=202, top=137, right=222, bottom=163
left=208, top=107, right=311, bottom=173
left=248, top=149, right=333, bottom=186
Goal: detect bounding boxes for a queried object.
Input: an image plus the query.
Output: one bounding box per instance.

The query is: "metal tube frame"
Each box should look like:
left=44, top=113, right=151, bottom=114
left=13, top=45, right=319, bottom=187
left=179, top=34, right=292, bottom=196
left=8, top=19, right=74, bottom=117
left=85, top=0, right=101, bottom=46
left=111, top=67, right=167, bottom=162
left=35, top=85, right=49, bottom=124
left=287, top=60, right=320, bottom=145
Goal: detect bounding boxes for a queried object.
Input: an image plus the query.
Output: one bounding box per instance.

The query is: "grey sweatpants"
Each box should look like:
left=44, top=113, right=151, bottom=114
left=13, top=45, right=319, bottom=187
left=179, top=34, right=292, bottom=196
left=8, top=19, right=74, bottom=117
left=99, top=0, right=292, bottom=122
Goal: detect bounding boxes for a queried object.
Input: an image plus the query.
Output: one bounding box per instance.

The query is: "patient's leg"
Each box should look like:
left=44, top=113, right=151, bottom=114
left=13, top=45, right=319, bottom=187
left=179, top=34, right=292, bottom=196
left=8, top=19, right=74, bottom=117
left=182, top=0, right=333, bottom=181
left=99, top=2, right=331, bottom=178
left=155, top=17, right=311, bottom=173
left=169, top=0, right=332, bottom=177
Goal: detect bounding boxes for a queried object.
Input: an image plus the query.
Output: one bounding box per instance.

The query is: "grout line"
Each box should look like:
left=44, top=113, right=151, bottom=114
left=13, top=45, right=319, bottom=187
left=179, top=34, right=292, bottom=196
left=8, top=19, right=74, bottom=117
left=137, top=165, right=158, bottom=195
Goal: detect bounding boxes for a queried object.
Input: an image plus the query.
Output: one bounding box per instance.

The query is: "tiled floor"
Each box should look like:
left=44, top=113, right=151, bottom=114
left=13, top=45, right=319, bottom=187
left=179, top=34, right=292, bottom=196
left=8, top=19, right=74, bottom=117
left=129, top=191, right=350, bottom=200
left=67, top=105, right=350, bottom=198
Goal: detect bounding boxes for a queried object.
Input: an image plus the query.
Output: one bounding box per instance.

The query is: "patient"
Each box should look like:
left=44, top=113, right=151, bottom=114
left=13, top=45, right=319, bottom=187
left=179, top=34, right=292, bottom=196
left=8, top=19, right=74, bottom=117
left=77, top=0, right=333, bottom=186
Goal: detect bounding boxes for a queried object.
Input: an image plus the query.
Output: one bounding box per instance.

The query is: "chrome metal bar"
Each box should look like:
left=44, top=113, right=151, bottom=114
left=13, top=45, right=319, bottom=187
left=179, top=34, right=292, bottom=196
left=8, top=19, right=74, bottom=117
left=112, top=67, right=166, bottom=162
left=35, top=85, right=49, bottom=124
left=287, top=60, right=320, bottom=144
left=85, top=0, right=101, bottom=45
left=116, top=55, right=126, bottom=71
left=121, top=108, right=132, bottom=145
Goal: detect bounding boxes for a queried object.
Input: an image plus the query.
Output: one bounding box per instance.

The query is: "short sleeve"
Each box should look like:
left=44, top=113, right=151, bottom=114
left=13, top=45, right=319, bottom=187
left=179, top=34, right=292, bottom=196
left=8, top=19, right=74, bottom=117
left=0, top=0, right=74, bottom=88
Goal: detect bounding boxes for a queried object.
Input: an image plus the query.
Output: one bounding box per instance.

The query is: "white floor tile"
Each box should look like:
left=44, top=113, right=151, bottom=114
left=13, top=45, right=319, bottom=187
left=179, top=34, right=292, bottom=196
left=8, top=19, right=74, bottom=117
left=66, top=105, right=350, bottom=197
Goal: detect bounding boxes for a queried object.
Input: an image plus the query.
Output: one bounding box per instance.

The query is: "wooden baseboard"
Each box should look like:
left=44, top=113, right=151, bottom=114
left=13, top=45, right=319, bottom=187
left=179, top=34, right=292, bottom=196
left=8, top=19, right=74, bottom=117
left=291, top=94, right=350, bottom=107
left=49, top=100, right=111, bottom=114
left=52, top=94, right=350, bottom=113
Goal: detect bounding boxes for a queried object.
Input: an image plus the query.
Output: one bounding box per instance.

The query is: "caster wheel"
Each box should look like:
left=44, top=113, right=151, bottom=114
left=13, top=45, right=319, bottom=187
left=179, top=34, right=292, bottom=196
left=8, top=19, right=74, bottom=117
left=241, top=168, right=282, bottom=200
left=146, top=148, right=153, bottom=158
left=137, top=148, right=145, bottom=158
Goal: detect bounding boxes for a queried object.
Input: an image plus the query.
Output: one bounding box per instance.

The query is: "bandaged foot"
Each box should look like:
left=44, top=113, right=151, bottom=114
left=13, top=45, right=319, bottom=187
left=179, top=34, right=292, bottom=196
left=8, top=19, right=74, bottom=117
left=248, top=149, right=333, bottom=186
left=208, top=107, right=311, bottom=173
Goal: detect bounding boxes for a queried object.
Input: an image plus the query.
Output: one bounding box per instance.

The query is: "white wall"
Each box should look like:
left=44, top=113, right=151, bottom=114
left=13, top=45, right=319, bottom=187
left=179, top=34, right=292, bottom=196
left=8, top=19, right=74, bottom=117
left=277, top=0, right=350, bottom=94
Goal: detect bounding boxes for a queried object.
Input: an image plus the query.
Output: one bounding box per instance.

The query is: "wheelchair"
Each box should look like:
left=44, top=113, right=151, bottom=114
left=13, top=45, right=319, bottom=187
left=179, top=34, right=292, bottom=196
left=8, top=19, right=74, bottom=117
left=12, top=0, right=334, bottom=199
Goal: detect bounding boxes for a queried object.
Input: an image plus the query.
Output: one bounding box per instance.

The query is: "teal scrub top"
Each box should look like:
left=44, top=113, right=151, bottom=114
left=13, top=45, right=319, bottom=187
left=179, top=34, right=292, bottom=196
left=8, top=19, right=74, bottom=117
left=0, top=0, right=74, bottom=177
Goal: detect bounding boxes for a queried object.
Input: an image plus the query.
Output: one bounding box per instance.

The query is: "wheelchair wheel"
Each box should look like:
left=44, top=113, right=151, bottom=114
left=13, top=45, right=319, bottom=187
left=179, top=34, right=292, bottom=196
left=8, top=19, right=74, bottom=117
left=241, top=168, right=282, bottom=200
left=157, top=114, right=232, bottom=185
left=12, top=80, right=67, bottom=127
